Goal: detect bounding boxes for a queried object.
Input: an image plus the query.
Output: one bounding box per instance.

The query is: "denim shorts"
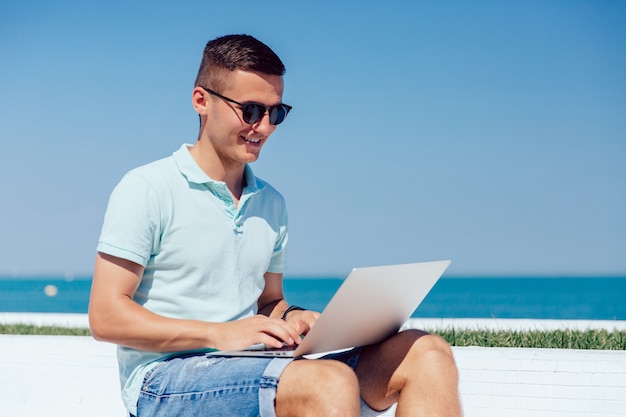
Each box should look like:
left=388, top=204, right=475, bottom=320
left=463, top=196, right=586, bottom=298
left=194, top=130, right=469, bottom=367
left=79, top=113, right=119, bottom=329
left=136, top=348, right=385, bottom=417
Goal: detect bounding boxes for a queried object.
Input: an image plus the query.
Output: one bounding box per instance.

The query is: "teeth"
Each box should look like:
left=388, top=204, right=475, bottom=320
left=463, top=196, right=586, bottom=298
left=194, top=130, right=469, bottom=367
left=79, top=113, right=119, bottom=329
left=243, top=137, right=261, bottom=143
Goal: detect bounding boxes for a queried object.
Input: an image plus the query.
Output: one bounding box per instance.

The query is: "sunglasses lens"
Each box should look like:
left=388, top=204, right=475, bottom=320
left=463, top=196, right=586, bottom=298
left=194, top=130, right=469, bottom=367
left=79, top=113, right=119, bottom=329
left=241, top=103, right=291, bottom=125
left=269, top=105, right=289, bottom=125
left=241, top=104, right=264, bottom=124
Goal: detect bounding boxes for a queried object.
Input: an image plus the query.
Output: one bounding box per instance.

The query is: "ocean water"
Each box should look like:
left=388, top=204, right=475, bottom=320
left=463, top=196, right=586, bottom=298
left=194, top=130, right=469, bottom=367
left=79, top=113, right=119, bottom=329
left=0, top=276, right=624, bottom=320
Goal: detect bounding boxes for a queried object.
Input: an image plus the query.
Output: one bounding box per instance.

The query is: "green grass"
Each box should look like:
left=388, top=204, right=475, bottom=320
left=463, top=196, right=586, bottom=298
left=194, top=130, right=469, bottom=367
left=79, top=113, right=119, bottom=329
left=1, top=325, right=625, bottom=350
left=434, top=328, right=626, bottom=350
left=0, top=324, right=91, bottom=336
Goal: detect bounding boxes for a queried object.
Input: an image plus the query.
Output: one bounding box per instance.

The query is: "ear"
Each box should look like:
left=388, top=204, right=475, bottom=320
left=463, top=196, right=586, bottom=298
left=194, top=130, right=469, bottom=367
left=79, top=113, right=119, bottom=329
left=191, top=87, right=209, bottom=115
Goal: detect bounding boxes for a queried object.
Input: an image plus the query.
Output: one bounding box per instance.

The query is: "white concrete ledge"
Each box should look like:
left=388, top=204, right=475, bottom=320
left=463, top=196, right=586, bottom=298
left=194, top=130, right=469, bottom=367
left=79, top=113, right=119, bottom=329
left=3, top=313, right=626, bottom=332
left=0, top=334, right=125, bottom=417
left=452, top=346, right=626, bottom=417
left=1, top=315, right=625, bottom=417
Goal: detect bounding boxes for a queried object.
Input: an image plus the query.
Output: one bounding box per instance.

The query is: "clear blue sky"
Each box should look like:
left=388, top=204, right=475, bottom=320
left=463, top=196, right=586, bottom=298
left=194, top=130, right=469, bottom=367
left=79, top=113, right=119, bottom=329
left=1, top=1, right=624, bottom=277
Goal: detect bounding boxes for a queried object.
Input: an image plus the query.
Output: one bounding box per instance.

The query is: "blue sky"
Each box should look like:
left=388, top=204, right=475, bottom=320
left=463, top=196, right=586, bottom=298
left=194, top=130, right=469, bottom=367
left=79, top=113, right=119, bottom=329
left=1, top=1, right=624, bottom=277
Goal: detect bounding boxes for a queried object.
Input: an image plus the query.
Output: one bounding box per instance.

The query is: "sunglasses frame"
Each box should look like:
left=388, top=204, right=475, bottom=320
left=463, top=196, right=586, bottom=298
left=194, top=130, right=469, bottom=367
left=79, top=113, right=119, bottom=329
left=201, top=86, right=292, bottom=125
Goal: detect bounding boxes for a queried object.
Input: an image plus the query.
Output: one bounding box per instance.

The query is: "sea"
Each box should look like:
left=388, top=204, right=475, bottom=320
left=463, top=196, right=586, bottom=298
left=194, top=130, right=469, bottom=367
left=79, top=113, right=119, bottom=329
left=1, top=276, right=625, bottom=320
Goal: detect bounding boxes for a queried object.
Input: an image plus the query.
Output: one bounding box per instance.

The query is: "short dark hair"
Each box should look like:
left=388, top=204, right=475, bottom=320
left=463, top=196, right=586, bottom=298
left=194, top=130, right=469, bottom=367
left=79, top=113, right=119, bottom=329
left=194, top=34, right=286, bottom=91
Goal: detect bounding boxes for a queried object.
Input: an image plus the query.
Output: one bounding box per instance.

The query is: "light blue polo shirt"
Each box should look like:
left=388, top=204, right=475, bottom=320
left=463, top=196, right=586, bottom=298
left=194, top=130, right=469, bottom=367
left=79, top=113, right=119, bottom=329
left=96, top=144, right=288, bottom=414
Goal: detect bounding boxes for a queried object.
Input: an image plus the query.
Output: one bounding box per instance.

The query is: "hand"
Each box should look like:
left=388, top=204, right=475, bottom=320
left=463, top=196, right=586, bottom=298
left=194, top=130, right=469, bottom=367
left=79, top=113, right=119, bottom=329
left=212, top=315, right=303, bottom=351
left=283, top=309, right=320, bottom=336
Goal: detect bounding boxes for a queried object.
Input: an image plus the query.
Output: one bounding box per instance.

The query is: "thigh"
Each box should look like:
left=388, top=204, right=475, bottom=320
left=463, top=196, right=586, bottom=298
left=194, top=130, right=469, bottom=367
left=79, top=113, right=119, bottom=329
left=319, top=347, right=362, bottom=369
left=137, top=353, right=292, bottom=417
left=318, top=348, right=390, bottom=417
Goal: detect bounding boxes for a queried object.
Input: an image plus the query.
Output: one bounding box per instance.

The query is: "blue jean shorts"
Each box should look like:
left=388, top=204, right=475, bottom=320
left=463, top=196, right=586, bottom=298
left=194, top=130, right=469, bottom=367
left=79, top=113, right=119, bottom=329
left=135, top=348, right=385, bottom=417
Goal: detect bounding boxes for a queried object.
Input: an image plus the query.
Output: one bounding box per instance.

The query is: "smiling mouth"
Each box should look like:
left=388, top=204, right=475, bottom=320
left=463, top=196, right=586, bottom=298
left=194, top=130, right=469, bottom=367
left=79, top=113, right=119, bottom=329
left=242, top=136, right=262, bottom=144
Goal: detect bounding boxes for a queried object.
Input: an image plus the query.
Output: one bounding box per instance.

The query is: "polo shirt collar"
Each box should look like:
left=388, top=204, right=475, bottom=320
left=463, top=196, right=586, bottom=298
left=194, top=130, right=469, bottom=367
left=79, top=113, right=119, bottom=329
left=172, top=144, right=263, bottom=193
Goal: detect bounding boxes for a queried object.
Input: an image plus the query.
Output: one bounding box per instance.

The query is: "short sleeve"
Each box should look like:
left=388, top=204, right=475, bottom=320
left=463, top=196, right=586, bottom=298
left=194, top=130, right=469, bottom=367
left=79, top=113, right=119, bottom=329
left=97, top=171, right=162, bottom=267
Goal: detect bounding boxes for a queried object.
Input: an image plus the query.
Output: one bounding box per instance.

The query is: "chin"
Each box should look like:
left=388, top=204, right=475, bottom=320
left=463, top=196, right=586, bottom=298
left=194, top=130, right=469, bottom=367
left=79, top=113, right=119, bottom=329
left=241, top=152, right=260, bottom=163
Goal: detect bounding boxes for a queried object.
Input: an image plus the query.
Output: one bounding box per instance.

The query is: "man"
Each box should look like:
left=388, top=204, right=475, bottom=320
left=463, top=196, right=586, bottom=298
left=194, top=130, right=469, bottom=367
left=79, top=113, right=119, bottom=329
left=89, top=34, right=461, bottom=417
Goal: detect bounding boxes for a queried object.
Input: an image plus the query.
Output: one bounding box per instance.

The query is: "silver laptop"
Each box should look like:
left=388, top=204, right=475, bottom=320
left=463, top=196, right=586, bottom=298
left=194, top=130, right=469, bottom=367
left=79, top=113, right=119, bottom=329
left=211, top=260, right=450, bottom=358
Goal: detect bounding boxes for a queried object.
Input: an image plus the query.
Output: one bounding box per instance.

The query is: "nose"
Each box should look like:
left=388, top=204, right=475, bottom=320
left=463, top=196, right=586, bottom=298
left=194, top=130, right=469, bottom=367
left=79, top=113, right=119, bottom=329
left=252, top=112, right=276, bottom=135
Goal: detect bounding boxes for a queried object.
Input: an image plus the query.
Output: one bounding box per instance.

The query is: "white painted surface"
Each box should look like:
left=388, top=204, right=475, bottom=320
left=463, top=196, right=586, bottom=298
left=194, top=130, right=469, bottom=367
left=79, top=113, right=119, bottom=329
left=1, top=315, right=625, bottom=417
left=3, top=313, right=626, bottom=332
left=0, top=335, right=125, bottom=417
left=451, top=347, right=626, bottom=417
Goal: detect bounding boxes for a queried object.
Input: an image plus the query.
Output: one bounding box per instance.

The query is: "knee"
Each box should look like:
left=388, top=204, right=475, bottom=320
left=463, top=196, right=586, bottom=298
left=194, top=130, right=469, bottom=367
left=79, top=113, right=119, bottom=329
left=400, top=329, right=454, bottom=357
left=422, top=332, right=454, bottom=356
left=299, top=359, right=359, bottom=398
left=389, top=330, right=458, bottom=379
left=277, top=359, right=360, bottom=416
left=407, top=331, right=458, bottom=378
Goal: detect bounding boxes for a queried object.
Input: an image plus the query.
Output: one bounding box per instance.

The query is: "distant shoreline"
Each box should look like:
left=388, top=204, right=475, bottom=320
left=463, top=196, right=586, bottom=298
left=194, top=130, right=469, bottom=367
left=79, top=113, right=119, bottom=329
left=1, top=274, right=625, bottom=280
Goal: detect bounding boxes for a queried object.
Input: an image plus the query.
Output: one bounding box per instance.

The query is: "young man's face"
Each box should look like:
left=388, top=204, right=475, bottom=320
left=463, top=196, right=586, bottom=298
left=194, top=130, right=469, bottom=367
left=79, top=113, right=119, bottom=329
left=200, top=70, right=285, bottom=168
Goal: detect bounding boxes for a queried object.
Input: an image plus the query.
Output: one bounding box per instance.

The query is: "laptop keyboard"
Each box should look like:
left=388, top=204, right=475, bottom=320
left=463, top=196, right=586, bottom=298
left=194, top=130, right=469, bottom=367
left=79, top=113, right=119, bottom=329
left=263, top=344, right=298, bottom=352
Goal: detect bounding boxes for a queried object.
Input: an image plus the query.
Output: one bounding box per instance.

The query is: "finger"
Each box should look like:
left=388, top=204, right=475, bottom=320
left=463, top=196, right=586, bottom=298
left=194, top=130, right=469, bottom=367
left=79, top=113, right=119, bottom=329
left=306, top=311, right=320, bottom=325
left=293, top=311, right=319, bottom=334
left=257, top=332, right=286, bottom=349
left=287, top=318, right=313, bottom=337
left=263, top=319, right=301, bottom=346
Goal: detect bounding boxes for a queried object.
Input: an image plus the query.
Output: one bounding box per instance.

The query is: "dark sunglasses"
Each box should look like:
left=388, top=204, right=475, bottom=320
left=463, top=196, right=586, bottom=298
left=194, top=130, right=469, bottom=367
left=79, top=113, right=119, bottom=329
left=201, top=86, right=292, bottom=125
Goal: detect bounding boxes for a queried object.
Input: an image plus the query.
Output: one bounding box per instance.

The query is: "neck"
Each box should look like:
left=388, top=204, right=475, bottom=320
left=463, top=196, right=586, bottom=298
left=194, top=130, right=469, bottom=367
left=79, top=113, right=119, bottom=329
left=188, top=142, right=246, bottom=201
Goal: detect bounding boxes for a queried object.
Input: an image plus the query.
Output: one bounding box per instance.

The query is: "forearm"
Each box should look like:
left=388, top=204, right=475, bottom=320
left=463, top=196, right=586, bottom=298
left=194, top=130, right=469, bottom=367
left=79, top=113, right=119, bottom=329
left=90, top=255, right=303, bottom=352
left=89, top=253, right=222, bottom=352
left=257, top=271, right=291, bottom=319
left=89, top=295, right=219, bottom=352
left=256, top=281, right=317, bottom=336
left=257, top=297, right=289, bottom=319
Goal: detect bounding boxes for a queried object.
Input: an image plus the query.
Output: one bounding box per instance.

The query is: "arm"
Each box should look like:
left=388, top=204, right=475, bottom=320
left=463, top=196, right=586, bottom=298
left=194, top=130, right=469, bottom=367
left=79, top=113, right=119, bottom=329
left=88, top=253, right=303, bottom=351
left=257, top=272, right=289, bottom=318
left=257, top=272, right=320, bottom=336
